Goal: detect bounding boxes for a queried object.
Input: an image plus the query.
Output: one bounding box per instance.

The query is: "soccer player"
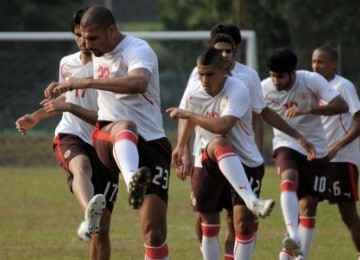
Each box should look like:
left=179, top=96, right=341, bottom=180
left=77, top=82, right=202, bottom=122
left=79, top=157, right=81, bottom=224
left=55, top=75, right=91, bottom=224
left=15, top=8, right=118, bottom=260
left=312, top=45, right=360, bottom=260
left=187, top=29, right=316, bottom=260
left=50, top=5, right=172, bottom=259
left=167, top=47, right=275, bottom=260
left=262, top=47, right=349, bottom=259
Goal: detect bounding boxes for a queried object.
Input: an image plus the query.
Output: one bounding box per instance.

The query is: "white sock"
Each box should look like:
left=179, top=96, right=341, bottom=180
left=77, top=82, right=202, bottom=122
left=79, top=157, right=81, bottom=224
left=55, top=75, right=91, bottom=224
left=298, top=216, right=315, bottom=259
left=280, top=181, right=300, bottom=240
left=112, top=130, right=139, bottom=189
left=215, top=146, right=257, bottom=209
left=201, top=223, right=220, bottom=260
left=234, top=232, right=255, bottom=260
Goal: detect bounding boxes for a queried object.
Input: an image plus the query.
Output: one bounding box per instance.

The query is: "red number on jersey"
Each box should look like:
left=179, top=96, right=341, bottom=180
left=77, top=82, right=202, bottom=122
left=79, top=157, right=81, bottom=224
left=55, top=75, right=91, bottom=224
left=75, top=89, right=87, bottom=98
left=98, top=66, right=110, bottom=79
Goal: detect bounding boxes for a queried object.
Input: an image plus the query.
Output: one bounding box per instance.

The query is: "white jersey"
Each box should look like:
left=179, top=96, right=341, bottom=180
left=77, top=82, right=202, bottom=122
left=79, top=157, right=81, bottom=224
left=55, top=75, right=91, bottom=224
left=54, top=51, right=97, bottom=145
left=180, top=76, right=264, bottom=167
left=321, top=75, right=360, bottom=165
left=262, top=70, right=339, bottom=158
left=93, top=35, right=165, bottom=141
left=186, top=62, right=266, bottom=114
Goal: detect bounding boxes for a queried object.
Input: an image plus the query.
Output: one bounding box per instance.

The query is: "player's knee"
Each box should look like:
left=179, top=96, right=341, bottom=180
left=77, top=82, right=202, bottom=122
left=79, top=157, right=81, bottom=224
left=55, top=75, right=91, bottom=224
left=143, top=226, right=167, bottom=246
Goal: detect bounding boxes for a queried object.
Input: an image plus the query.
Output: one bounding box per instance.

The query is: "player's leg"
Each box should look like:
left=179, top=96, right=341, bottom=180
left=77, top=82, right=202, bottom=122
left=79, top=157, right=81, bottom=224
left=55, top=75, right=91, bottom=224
left=224, top=210, right=235, bottom=260
left=68, top=154, right=94, bottom=211
left=137, top=136, right=171, bottom=259
left=298, top=195, right=318, bottom=259
left=274, top=148, right=302, bottom=258
left=109, top=120, right=151, bottom=209
left=338, top=201, right=360, bottom=256
left=90, top=209, right=111, bottom=260
left=233, top=205, right=256, bottom=260
left=205, top=137, right=274, bottom=218
left=200, top=212, right=221, bottom=260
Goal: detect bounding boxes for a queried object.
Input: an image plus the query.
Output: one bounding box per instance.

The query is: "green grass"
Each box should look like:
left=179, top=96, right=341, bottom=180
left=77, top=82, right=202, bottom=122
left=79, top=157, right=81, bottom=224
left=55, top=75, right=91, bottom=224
left=0, top=167, right=356, bottom=259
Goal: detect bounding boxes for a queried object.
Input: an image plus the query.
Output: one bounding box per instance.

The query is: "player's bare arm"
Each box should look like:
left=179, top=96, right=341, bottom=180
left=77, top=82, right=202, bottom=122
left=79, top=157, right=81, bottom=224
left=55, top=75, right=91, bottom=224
left=54, top=68, right=150, bottom=95
left=167, top=107, right=237, bottom=135
left=41, top=96, right=98, bottom=125
left=292, top=95, right=349, bottom=116
left=261, top=106, right=316, bottom=159
left=327, top=111, right=360, bottom=160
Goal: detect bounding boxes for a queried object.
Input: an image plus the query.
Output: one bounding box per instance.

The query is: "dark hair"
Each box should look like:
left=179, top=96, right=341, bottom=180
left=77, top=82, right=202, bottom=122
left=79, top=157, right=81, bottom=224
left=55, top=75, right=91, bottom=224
left=81, top=5, right=116, bottom=29
left=315, top=45, right=338, bottom=61
left=210, top=23, right=242, bottom=45
left=209, top=33, right=236, bottom=51
left=70, top=7, right=88, bottom=33
left=267, top=47, right=298, bottom=73
left=197, top=47, right=225, bottom=69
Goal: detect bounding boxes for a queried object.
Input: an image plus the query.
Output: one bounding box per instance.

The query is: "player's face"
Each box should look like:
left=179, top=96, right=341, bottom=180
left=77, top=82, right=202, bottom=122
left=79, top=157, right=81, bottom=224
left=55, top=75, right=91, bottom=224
left=73, top=25, right=91, bottom=56
left=312, top=50, right=336, bottom=81
left=81, top=24, right=112, bottom=57
left=197, top=64, right=226, bottom=96
left=213, top=42, right=235, bottom=72
left=269, top=71, right=294, bottom=91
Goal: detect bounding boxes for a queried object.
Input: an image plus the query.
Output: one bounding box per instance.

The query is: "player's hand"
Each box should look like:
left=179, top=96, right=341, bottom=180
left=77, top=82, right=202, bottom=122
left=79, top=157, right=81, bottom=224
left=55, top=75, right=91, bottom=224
left=53, top=78, right=88, bottom=93
left=15, top=114, right=39, bottom=135
left=40, top=98, right=68, bottom=113
left=44, top=82, right=61, bottom=99
left=166, top=107, right=191, bottom=119
left=297, top=137, right=316, bottom=160
left=171, top=145, right=192, bottom=181
left=285, top=105, right=304, bottom=118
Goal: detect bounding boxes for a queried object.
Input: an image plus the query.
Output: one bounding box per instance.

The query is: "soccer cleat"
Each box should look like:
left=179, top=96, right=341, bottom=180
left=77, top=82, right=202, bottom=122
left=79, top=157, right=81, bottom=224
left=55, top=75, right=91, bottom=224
left=252, top=199, right=275, bottom=218
left=77, top=221, right=91, bottom=241
left=128, top=167, right=151, bottom=209
left=282, top=237, right=303, bottom=257
left=84, top=194, right=106, bottom=234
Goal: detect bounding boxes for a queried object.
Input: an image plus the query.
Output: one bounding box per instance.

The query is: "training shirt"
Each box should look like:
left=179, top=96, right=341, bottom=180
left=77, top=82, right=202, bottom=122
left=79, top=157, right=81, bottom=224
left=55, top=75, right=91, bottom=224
left=180, top=76, right=264, bottom=167
left=262, top=70, right=340, bottom=158
left=321, top=75, right=360, bottom=165
left=55, top=51, right=97, bottom=145
left=93, top=35, right=165, bottom=141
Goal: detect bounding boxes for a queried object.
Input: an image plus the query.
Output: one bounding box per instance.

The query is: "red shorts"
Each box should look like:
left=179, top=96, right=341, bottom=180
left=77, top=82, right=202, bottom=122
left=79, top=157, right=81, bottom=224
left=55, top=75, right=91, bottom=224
left=191, top=150, right=265, bottom=213
left=53, top=133, right=119, bottom=211
left=273, top=147, right=332, bottom=200
left=92, top=121, right=172, bottom=203
left=328, top=162, right=359, bottom=203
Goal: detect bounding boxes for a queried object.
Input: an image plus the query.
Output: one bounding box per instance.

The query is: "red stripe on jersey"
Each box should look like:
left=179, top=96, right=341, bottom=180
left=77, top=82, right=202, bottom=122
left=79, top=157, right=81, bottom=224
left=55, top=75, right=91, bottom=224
left=338, top=114, right=348, bottom=134
left=201, top=223, right=220, bottom=237
left=281, top=180, right=297, bottom=192
left=144, top=242, right=169, bottom=259
left=348, top=163, right=359, bottom=201
left=141, top=93, right=154, bottom=105
left=114, top=130, right=138, bottom=144
left=299, top=216, right=316, bottom=228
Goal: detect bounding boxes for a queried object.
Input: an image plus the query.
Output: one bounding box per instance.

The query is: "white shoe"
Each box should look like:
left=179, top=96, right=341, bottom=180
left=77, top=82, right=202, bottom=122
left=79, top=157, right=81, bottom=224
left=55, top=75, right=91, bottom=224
left=84, top=194, right=106, bottom=234
left=252, top=199, right=275, bottom=218
left=282, top=237, right=303, bottom=257
left=77, top=221, right=91, bottom=241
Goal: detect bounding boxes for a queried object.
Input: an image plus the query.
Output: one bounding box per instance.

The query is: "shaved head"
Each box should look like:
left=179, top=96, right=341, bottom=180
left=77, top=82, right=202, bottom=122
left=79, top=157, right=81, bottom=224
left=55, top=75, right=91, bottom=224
left=81, top=5, right=116, bottom=29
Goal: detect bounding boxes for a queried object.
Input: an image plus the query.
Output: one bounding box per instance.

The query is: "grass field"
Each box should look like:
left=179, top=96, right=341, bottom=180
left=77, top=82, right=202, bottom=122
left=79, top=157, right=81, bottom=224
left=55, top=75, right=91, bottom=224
left=0, top=166, right=356, bottom=259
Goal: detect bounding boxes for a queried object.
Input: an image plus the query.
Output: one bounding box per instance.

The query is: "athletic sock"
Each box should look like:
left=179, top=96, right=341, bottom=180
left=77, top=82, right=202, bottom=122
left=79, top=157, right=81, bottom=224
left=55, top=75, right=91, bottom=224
left=234, top=232, right=255, bottom=260
left=279, top=250, right=293, bottom=260
left=201, top=223, right=221, bottom=260
left=215, top=146, right=257, bottom=209
left=112, top=130, right=139, bottom=189
left=298, top=216, right=316, bottom=258
left=280, top=180, right=300, bottom=240
left=224, top=254, right=234, bottom=260
left=144, top=241, right=169, bottom=260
